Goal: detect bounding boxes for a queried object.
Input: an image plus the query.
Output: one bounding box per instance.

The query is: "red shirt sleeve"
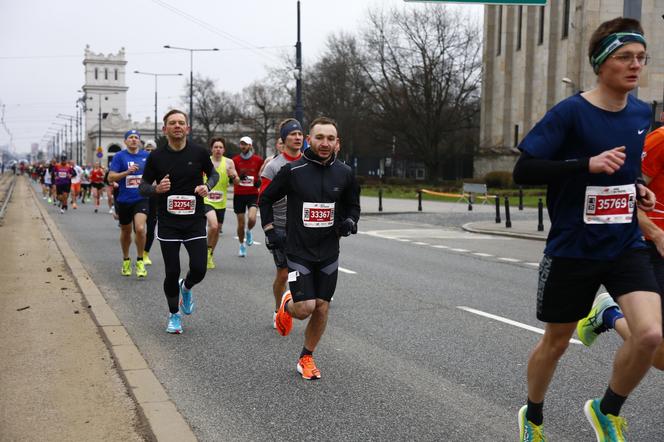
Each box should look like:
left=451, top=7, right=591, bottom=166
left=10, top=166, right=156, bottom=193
left=642, top=128, right=664, bottom=179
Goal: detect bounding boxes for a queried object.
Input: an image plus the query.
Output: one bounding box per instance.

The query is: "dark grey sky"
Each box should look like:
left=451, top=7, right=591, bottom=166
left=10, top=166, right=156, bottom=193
left=0, top=0, right=482, bottom=155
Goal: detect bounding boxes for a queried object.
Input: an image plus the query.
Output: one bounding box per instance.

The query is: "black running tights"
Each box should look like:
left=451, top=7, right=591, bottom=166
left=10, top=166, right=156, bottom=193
left=159, top=238, right=207, bottom=314
left=145, top=212, right=157, bottom=253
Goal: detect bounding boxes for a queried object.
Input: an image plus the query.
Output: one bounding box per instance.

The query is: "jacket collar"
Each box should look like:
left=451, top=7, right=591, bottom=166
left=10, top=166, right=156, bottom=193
left=303, top=148, right=336, bottom=166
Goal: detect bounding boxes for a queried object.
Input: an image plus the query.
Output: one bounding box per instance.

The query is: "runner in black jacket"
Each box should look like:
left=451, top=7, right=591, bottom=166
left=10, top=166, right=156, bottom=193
left=259, top=116, right=360, bottom=380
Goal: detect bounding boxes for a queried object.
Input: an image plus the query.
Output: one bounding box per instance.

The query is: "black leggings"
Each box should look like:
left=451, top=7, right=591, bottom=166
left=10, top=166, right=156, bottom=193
left=145, top=198, right=157, bottom=253
left=159, top=238, right=207, bottom=314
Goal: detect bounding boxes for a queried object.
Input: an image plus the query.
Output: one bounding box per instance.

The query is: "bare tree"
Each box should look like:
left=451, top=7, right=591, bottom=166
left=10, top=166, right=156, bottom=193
left=185, top=75, right=241, bottom=143
left=361, top=6, right=482, bottom=180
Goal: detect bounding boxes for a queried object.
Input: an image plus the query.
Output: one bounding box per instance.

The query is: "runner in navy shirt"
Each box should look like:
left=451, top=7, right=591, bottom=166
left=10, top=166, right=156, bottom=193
left=512, top=17, right=661, bottom=441
left=108, top=129, right=150, bottom=278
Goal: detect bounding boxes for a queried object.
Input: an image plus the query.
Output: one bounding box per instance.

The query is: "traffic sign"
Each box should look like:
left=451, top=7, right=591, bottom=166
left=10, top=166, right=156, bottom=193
left=96, top=151, right=103, bottom=158
left=96, top=146, right=103, bottom=153
left=405, top=1, right=546, bottom=4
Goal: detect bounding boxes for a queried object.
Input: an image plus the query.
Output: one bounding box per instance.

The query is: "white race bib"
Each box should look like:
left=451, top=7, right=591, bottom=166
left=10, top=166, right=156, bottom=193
left=583, top=184, right=635, bottom=224
left=239, top=175, right=255, bottom=187
left=167, top=195, right=196, bottom=215
left=58, top=171, right=67, bottom=178
left=207, top=190, right=223, bottom=201
left=302, top=202, right=335, bottom=228
left=126, top=174, right=142, bottom=189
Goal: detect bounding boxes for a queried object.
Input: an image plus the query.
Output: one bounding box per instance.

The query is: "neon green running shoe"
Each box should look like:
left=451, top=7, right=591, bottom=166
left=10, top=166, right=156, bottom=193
left=584, top=399, right=627, bottom=442
left=121, top=259, right=132, bottom=277
left=143, top=251, right=152, bottom=266
left=135, top=260, right=147, bottom=278
left=518, top=405, right=546, bottom=441
left=576, top=293, right=619, bottom=347
left=207, top=248, right=215, bottom=269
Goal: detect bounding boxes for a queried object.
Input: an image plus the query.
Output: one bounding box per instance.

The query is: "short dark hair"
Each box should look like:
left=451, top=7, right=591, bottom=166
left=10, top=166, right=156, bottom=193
left=588, top=17, right=644, bottom=60
left=308, top=116, right=338, bottom=133
left=209, top=136, right=226, bottom=149
left=163, top=109, right=189, bottom=125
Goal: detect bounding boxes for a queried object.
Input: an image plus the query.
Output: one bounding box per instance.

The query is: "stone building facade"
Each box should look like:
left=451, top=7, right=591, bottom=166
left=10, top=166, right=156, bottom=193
left=477, top=0, right=664, bottom=177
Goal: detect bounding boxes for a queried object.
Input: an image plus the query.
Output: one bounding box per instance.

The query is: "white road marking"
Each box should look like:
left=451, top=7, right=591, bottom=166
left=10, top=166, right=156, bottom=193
left=498, top=257, right=521, bottom=262
left=338, top=267, right=357, bottom=274
left=457, top=306, right=582, bottom=345
left=525, top=262, right=539, bottom=267
left=413, top=242, right=430, bottom=246
left=431, top=245, right=449, bottom=249
left=450, top=248, right=470, bottom=252
left=363, top=229, right=506, bottom=240
left=472, top=252, right=493, bottom=257
left=396, top=239, right=411, bottom=242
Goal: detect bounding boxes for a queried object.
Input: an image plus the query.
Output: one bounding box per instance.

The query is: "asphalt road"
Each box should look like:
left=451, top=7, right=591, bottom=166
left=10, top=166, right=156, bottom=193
left=36, top=188, right=664, bottom=441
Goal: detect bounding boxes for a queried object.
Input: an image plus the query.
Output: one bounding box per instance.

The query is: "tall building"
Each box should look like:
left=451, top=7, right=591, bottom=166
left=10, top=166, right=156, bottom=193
left=477, top=0, right=664, bottom=177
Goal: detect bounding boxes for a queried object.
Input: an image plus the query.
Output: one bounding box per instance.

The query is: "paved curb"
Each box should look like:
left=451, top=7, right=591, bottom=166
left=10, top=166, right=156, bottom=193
left=29, top=185, right=197, bottom=442
left=461, top=222, right=547, bottom=241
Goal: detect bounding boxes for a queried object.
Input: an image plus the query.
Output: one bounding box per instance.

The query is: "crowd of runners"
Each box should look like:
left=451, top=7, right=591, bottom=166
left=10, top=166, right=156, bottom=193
left=13, top=14, right=664, bottom=441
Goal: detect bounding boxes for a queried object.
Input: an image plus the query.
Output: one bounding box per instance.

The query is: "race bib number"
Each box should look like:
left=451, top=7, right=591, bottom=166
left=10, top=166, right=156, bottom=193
left=207, top=190, right=223, bottom=201
left=58, top=171, right=67, bottom=178
left=239, top=175, right=255, bottom=187
left=302, top=202, right=335, bottom=228
left=167, top=195, right=196, bottom=215
left=583, top=184, right=635, bottom=224
left=126, top=174, right=142, bottom=189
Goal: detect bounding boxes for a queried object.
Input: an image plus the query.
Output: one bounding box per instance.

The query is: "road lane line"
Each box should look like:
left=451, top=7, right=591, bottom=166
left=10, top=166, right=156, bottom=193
left=498, top=257, right=520, bottom=262
left=413, top=242, right=430, bottom=246
left=472, top=252, right=493, bottom=257
left=339, top=267, right=357, bottom=274
left=457, top=306, right=582, bottom=345
left=450, top=248, right=470, bottom=252
left=525, top=262, right=539, bottom=267
left=431, top=245, right=449, bottom=249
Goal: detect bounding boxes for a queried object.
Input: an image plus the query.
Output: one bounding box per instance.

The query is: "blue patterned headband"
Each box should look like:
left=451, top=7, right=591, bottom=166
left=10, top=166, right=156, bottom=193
left=590, top=32, right=646, bottom=74
left=280, top=120, right=302, bottom=142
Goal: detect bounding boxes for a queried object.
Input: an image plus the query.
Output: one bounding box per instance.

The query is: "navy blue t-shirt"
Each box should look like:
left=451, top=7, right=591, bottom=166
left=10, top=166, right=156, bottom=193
left=110, top=149, right=149, bottom=204
left=519, top=93, right=651, bottom=260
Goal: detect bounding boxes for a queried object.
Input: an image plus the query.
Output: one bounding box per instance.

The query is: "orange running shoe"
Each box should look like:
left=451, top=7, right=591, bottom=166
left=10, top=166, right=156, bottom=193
left=297, top=355, right=321, bottom=380
left=275, top=290, right=293, bottom=336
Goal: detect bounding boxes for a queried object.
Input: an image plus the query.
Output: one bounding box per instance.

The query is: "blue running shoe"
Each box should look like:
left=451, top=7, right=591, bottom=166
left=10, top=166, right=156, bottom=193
left=166, top=312, right=182, bottom=334
left=239, top=243, right=247, bottom=257
left=584, top=399, right=627, bottom=442
left=246, top=230, right=254, bottom=246
left=518, top=405, right=546, bottom=441
left=179, top=278, right=195, bottom=315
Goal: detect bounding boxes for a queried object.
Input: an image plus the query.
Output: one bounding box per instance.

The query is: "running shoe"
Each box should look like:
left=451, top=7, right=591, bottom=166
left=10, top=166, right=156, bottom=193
left=297, top=355, right=321, bottom=380
left=166, top=312, right=183, bottom=334
left=143, top=251, right=152, bottom=266
left=246, top=230, right=254, bottom=246
left=275, top=290, right=293, bottom=336
left=273, top=311, right=277, bottom=329
left=135, top=260, right=147, bottom=278
left=584, top=399, right=627, bottom=442
left=72, top=202, right=78, bottom=209
left=47, top=197, right=52, bottom=204
left=518, top=405, right=546, bottom=441
left=238, top=243, right=247, bottom=257
left=59, top=208, right=65, bottom=214
left=121, top=259, right=132, bottom=276
left=179, top=278, right=195, bottom=315
left=207, top=249, right=215, bottom=269
left=109, top=207, right=114, bottom=214
left=576, top=293, right=618, bottom=347
left=94, top=208, right=98, bottom=213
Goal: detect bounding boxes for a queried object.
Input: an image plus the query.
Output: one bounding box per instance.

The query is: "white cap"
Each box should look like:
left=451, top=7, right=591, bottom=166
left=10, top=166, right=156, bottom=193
left=239, top=136, right=253, bottom=145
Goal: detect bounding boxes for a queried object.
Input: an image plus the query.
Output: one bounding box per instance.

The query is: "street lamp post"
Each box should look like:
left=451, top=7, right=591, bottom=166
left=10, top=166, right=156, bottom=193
left=86, top=92, right=118, bottom=161
left=163, top=45, right=219, bottom=140
left=57, top=114, right=76, bottom=162
left=134, top=70, right=183, bottom=141
left=294, top=0, right=303, bottom=124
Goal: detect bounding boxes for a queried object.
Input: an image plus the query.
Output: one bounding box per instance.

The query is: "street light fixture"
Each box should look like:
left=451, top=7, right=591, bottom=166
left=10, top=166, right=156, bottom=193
left=134, top=70, right=184, bottom=141
left=163, top=45, right=219, bottom=140
left=86, top=92, right=119, bottom=158
left=57, top=114, right=76, bottom=162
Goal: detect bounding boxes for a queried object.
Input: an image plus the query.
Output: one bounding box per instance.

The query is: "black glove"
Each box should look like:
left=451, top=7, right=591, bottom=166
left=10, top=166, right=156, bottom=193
left=265, top=228, right=286, bottom=250
left=338, top=218, right=357, bottom=237
left=239, top=173, right=248, bottom=181
left=254, top=178, right=262, bottom=188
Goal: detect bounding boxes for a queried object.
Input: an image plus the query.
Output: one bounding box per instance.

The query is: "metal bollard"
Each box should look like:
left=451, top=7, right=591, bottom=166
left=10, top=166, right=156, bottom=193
left=505, top=196, right=512, bottom=228
left=468, top=193, right=473, bottom=211
left=379, top=188, right=383, bottom=212
left=495, top=195, right=501, bottom=223
left=518, top=186, right=524, bottom=211
left=418, top=190, right=422, bottom=212
left=537, top=198, right=544, bottom=232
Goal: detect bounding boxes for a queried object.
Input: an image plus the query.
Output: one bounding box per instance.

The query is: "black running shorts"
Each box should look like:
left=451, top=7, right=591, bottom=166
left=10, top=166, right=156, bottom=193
left=157, top=217, right=207, bottom=242
left=204, top=205, right=226, bottom=225
left=116, top=199, right=149, bottom=226
left=287, top=254, right=339, bottom=302
left=233, top=194, right=258, bottom=214
left=536, top=247, right=659, bottom=323
left=55, top=183, right=71, bottom=195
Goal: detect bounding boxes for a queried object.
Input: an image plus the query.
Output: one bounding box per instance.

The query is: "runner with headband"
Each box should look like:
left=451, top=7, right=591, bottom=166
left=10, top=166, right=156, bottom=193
left=512, top=17, right=659, bottom=441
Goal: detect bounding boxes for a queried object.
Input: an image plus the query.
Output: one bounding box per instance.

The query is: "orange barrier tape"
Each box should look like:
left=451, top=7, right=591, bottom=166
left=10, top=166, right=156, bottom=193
left=419, top=188, right=497, bottom=200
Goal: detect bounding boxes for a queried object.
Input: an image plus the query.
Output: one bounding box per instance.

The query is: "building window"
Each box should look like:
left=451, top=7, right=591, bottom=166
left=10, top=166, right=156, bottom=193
left=94, top=68, right=98, bottom=80
left=538, top=6, right=545, bottom=45
left=516, top=6, right=523, bottom=51
left=514, top=124, right=520, bottom=147
left=104, top=68, right=108, bottom=80
left=497, top=6, right=503, bottom=56
left=562, top=0, right=570, bottom=39
left=114, top=69, right=118, bottom=80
